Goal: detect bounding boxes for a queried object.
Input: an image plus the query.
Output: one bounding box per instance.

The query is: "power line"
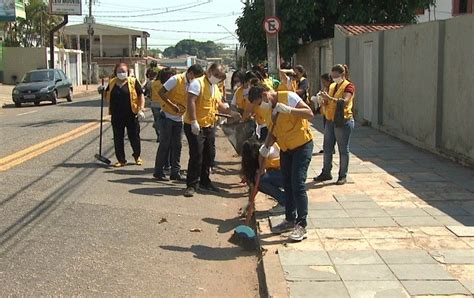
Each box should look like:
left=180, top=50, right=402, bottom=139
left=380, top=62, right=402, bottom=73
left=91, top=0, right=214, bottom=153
left=95, top=12, right=237, bottom=23
left=94, top=1, right=202, bottom=13
left=101, top=24, right=231, bottom=34
left=93, top=0, right=211, bottom=18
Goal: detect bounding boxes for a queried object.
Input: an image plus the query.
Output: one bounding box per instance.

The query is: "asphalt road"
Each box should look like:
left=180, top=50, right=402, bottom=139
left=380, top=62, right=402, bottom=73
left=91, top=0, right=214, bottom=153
left=0, top=96, right=261, bottom=296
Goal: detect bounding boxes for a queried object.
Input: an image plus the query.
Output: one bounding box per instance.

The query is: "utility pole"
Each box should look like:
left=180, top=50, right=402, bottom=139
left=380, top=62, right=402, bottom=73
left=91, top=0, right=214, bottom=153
left=86, top=0, right=94, bottom=90
left=264, top=0, right=280, bottom=76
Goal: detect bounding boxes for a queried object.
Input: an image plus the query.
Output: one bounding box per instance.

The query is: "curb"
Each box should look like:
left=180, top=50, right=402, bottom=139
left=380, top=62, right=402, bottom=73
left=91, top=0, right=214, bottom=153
left=1, top=90, right=98, bottom=108
left=255, top=195, right=289, bottom=298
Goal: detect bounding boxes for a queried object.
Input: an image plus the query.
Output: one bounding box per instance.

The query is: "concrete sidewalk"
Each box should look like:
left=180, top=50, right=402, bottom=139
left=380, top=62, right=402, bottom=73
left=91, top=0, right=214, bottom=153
left=0, top=84, right=100, bottom=107
left=256, top=118, right=474, bottom=297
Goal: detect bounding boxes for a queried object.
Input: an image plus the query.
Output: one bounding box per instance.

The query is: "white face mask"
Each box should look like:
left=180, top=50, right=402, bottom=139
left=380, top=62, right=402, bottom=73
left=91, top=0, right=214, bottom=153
left=209, top=76, right=220, bottom=85
left=116, top=72, right=128, bottom=80
left=259, top=100, right=272, bottom=110
left=333, top=77, right=343, bottom=84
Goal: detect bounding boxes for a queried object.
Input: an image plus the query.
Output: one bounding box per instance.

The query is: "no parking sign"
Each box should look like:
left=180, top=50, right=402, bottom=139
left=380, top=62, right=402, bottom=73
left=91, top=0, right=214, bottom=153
left=263, top=16, right=281, bottom=35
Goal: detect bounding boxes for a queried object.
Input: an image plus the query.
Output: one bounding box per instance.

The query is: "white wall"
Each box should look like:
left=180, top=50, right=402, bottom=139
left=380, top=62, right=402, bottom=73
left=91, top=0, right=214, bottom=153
left=3, top=47, right=47, bottom=84
left=96, top=35, right=131, bottom=57
left=417, top=0, right=454, bottom=22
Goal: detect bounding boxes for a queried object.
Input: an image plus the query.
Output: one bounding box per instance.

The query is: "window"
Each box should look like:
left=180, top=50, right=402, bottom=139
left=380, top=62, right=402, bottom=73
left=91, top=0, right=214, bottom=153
left=453, top=0, right=473, bottom=15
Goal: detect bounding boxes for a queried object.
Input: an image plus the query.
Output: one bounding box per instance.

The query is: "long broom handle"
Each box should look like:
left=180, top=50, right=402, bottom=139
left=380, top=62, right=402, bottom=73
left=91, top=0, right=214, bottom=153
left=99, top=78, right=105, bottom=155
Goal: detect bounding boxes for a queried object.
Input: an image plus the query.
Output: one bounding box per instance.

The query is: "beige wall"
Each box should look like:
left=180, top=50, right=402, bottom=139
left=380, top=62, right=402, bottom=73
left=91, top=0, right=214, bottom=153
left=332, top=15, right=474, bottom=165
left=98, top=35, right=132, bottom=57
left=294, top=38, right=333, bottom=95
left=3, top=47, right=47, bottom=85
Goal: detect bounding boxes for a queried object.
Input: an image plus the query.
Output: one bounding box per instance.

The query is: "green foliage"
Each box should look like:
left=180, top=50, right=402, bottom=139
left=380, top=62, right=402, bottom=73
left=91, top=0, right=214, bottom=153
left=147, top=47, right=162, bottom=58
left=3, top=0, right=63, bottom=47
left=163, top=39, right=223, bottom=59
left=236, top=0, right=436, bottom=62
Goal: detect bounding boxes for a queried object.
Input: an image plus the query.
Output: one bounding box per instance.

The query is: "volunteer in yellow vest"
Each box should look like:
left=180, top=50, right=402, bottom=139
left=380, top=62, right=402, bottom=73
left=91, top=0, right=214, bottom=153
left=241, top=140, right=287, bottom=207
left=183, top=63, right=229, bottom=197
left=314, top=64, right=355, bottom=185
left=153, top=65, right=204, bottom=181
left=293, top=65, right=309, bottom=103
left=104, top=63, right=145, bottom=168
left=232, top=71, right=270, bottom=141
left=248, top=83, right=314, bottom=242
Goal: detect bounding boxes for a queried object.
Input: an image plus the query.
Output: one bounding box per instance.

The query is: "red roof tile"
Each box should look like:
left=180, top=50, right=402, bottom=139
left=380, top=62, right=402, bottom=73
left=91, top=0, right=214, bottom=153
left=336, top=24, right=406, bottom=36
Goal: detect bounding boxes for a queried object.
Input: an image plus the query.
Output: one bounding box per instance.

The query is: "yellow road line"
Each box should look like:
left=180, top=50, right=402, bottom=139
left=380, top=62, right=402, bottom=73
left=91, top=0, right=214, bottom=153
left=0, top=118, right=109, bottom=172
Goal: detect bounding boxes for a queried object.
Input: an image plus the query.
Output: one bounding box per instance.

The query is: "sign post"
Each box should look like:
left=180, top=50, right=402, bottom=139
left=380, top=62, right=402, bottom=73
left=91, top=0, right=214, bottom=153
left=263, top=0, right=281, bottom=77
left=48, top=0, right=82, bottom=69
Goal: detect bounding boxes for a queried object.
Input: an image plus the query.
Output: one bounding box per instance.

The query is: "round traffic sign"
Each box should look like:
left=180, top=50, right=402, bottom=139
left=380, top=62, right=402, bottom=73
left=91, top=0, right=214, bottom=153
left=263, top=16, right=281, bottom=35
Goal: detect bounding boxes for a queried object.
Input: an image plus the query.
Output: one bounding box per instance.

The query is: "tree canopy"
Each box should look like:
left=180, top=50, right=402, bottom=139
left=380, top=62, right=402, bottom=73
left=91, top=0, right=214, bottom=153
left=3, top=0, right=63, bottom=47
left=236, top=0, right=436, bottom=62
left=163, top=39, right=223, bottom=59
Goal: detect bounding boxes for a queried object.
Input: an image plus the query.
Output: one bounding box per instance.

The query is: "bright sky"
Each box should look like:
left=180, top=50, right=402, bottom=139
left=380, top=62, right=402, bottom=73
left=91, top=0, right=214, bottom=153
left=68, top=0, right=245, bottom=50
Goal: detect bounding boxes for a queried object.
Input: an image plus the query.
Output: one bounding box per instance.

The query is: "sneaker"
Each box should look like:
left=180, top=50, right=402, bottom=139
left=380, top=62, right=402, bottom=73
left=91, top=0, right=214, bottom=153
left=314, top=173, right=333, bottom=182
left=164, top=167, right=171, bottom=174
left=336, top=177, right=347, bottom=185
left=170, top=173, right=185, bottom=181
left=113, top=161, right=126, bottom=168
left=184, top=186, right=196, bottom=197
left=199, top=183, right=220, bottom=193
left=153, top=174, right=169, bottom=181
left=135, top=157, right=143, bottom=166
left=288, top=224, right=307, bottom=241
left=271, top=219, right=295, bottom=234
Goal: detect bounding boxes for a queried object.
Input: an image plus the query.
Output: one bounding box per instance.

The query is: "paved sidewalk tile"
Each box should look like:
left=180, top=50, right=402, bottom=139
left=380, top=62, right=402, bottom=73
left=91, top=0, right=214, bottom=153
left=401, top=280, right=470, bottom=295
left=344, top=281, right=409, bottom=298
left=460, top=280, right=474, bottom=294
left=283, top=265, right=340, bottom=281
left=388, top=264, right=455, bottom=280
left=335, top=264, right=397, bottom=281
left=392, top=216, right=442, bottom=227
left=279, top=249, right=332, bottom=266
left=289, top=281, right=350, bottom=297
left=333, top=194, right=373, bottom=202
left=310, top=218, right=356, bottom=229
left=308, top=209, right=349, bottom=219
left=340, top=201, right=380, bottom=209
left=429, top=249, right=474, bottom=264
left=353, top=217, right=398, bottom=228
left=345, top=208, right=389, bottom=218
left=447, top=226, right=474, bottom=237
left=328, top=250, right=383, bottom=265
left=383, top=207, right=429, bottom=217
left=308, top=202, right=344, bottom=210
left=377, top=250, right=437, bottom=264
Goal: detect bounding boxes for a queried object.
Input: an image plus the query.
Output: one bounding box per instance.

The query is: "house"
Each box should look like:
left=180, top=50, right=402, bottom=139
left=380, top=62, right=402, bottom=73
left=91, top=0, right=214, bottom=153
left=62, top=23, right=150, bottom=82
left=417, top=0, right=473, bottom=22
left=158, top=55, right=208, bottom=72
left=2, top=47, right=83, bottom=85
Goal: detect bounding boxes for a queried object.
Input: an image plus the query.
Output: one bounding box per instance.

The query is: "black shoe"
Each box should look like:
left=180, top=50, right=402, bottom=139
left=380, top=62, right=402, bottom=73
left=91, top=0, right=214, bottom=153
left=199, top=183, right=220, bottom=193
left=170, top=173, right=185, bottom=181
left=153, top=174, right=169, bottom=181
left=336, top=177, right=347, bottom=185
left=184, top=187, right=196, bottom=197
left=314, top=173, right=333, bottom=182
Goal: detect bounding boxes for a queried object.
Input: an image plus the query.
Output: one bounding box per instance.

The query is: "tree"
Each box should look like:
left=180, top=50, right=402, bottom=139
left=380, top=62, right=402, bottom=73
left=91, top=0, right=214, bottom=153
left=163, top=39, right=223, bottom=59
left=236, top=0, right=436, bottom=62
left=3, top=0, right=63, bottom=47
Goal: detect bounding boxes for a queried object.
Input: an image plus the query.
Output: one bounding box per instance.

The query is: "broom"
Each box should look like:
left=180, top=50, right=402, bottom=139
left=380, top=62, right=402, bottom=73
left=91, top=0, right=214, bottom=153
left=95, top=79, right=111, bottom=165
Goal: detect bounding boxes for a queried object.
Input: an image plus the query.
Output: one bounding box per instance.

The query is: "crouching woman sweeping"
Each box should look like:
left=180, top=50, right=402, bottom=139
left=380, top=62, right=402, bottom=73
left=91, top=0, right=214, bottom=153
left=248, top=83, right=314, bottom=241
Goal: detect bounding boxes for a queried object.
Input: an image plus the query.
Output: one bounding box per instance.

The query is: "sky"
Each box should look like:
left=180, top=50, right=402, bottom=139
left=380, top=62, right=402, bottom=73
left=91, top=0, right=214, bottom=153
left=68, top=0, right=245, bottom=50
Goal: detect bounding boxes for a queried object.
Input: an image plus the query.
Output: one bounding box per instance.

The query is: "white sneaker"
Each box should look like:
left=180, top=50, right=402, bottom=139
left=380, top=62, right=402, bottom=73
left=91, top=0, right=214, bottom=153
left=289, top=224, right=307, bottom=241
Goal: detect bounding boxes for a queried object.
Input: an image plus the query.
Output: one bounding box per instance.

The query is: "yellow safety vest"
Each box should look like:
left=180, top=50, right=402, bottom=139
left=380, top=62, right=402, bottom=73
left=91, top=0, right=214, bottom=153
left=265, top=143, right=280, bottom=170
left=266, top=91, right=313, bottom=152
left=184, top=76, right=219, bottom=127
left=277, top=78, right=298, bottom=92
left=234, top=86, right=247, bottom=111
left=325, top=80, right=354, bottom=121
left=152, top=73, right=187, bottom=116
left=105, top=77, right=140, bottom=114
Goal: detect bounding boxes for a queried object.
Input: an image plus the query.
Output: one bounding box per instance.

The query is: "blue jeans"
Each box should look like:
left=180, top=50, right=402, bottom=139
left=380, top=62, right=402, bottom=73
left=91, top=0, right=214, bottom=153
left=151, top=107, right=161, bottom=139
left=259, top=169, right=286, bottom=206
left=154, top=114, right=181, bottom=176
left=280, top=141, right=313, bottom=228
left=322, top=119, right=354, bottom=178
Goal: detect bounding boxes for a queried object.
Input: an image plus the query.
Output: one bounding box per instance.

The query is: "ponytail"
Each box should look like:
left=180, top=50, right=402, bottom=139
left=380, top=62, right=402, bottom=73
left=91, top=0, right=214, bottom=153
left=331, top=64, right=349, bottom=81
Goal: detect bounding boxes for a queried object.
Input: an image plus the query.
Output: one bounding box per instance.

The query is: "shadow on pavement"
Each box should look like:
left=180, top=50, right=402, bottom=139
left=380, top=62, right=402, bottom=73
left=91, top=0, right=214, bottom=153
left=159, top=245, right=254, bottom=261
left=202, top=216, right=242, bottom=234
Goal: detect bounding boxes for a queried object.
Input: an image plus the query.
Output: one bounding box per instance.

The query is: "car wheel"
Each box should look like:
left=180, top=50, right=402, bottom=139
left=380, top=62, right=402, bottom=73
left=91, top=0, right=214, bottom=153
left=52, top=91, right=58, bottom=105
left=34, top=101, right=40, bottom=106
left=66, top=88, right=73, bottom=102
left=15, top=102, right=21, bottom=108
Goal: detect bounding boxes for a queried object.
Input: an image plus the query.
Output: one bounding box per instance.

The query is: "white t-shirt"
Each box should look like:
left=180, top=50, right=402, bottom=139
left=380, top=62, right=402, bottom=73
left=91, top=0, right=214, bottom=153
left=162, top=75, right=189, bottom=122
left=286, top=91, right=302, bottom=108
left=187, top=78, right=203, bottom=96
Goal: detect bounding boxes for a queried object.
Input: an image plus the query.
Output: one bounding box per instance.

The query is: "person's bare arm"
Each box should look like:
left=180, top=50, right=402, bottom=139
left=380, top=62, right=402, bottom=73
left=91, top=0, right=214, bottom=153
left=289, top=100, right=314, bottom=119
left=139, top=93, right=145, bottom=110
left=158, top=87, right=180, bottom=112
left=187, top=92, right=198, bottom=121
